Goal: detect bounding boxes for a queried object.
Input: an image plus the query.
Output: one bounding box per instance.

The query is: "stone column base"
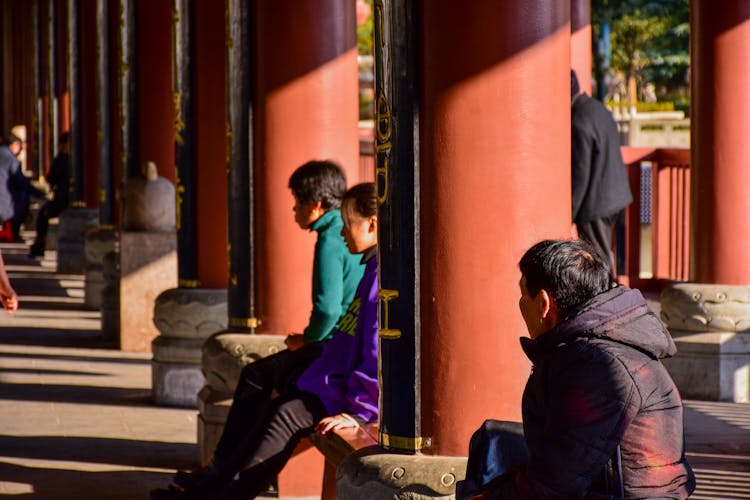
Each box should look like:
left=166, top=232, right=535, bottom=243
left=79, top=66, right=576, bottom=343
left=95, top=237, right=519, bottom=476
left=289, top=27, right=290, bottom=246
left=84, top=227, right=117, bottom=310
left=151, top=288, right=227, bottom=407
left=662, top=331, right=750, bottom=402
left=120, top=231, right=177, bottom=352
left=197, top=385, right=233, bottom=466
left=661, top=283, right=750, bottom=402
left=337, top=450, right=467, bottom=500
left=57, top=207, right=99, bottom=274
left=198, top=332, right=288, bottom=463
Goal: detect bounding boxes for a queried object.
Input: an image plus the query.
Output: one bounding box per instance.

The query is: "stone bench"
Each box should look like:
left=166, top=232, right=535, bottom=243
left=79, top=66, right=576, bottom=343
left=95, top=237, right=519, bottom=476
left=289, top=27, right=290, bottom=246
left=200, top=333, right=467, bottom=499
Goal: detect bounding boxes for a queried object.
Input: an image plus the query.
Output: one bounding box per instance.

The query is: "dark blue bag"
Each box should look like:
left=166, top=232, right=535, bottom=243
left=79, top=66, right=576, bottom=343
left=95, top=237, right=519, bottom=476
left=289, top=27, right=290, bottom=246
left=456, top=420, right=529, bottom=500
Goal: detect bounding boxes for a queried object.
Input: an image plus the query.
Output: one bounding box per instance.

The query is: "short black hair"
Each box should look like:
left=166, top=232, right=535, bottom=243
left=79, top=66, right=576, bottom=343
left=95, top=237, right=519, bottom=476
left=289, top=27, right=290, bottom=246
left=519, top=239, right=612, bottom=318
left=342, top=182, right=377, bottom=218
left=288, top=160, right=347, bottom=210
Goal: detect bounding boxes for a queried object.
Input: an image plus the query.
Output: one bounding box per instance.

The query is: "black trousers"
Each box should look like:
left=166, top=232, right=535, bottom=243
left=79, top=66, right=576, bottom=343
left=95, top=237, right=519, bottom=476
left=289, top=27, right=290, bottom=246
left=212, top=340, right=326, bottom=465
left=32, top=198, right=66, bottom=250
left=210, top=390, right=329, bottom=499
left=576, top=212, right=619, bottom=277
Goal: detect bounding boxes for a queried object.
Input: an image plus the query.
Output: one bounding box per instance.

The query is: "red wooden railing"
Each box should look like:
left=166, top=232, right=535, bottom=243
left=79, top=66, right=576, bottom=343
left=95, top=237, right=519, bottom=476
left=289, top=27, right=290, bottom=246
left=356, top=143, right=691, bottom=294
left=619, top=147, right=691, bottom=292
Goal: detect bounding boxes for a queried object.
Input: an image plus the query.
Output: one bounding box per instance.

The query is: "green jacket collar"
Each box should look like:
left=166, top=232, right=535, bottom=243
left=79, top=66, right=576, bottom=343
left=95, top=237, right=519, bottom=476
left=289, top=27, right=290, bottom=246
left=309, top=208, right=341, bottom=233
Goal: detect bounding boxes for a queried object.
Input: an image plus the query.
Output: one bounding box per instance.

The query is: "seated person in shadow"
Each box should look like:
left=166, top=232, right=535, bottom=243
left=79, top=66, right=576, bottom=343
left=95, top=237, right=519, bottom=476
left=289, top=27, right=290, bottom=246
left=457, top=239, right=695, bottom=500
left=152, top=182, right=380, bottom=499
left=29, top=132, right=71, bottom=257
left=164, top=161, right=363, bottom=491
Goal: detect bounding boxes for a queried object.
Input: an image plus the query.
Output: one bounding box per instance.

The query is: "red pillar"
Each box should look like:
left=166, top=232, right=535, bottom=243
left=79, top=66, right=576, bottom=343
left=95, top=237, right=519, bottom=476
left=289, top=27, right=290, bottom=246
left=571, top=0, right=592, bottom=95
left=194, top=0, right=228, bottom=289
left=691, top=2, right=750, bottom=284
left=135, top=0, right=174, bottom=182
left=420, top=1, right=571, bottom=456
left=254, top=0, right=359, bottom=334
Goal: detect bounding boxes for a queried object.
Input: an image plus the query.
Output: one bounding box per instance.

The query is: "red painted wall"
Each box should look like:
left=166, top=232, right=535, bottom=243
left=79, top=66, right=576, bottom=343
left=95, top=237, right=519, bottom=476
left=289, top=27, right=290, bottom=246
left=135, top=0, right=174, bottom=182
left=419, top=0, right=572, bottom=456
left=193, top=0, right=229, bottom=288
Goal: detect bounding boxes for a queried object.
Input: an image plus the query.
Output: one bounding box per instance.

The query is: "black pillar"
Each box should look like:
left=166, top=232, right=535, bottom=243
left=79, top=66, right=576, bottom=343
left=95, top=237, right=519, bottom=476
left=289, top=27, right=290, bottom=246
left=46, top=0, right=56, bottom=161
left=374, top=0, right=422, bottom=452
left=96, top=0, right=113, bottom=224
left=31, top=0, right=40, bottom=178
left=117, top=0, right=138, bottom=183
left=67, top=0, right=83, bottom=202
left=226, top=0, right=255, bottom=332
left=173, top=0, right=198, bottom=287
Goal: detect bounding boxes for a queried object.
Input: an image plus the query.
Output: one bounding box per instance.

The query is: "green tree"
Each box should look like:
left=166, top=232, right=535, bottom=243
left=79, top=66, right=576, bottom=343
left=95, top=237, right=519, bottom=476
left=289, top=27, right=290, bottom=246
left=592, top=0, right=688, bottom=103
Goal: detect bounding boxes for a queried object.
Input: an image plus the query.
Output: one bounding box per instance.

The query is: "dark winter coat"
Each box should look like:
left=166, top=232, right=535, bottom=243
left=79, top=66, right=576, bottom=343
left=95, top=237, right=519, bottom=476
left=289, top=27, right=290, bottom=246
left=508, top=286, right=695, bottom=499
left=571, top=93, right=633, bottom=224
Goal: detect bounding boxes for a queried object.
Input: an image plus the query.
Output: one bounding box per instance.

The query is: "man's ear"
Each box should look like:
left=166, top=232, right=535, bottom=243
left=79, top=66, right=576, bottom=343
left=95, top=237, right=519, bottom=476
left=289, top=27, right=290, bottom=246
left=538, top=289, right=558, bottom=323
left=368, top=215, right=377, bottom=233
left=311, top=201, right=324, bottom=216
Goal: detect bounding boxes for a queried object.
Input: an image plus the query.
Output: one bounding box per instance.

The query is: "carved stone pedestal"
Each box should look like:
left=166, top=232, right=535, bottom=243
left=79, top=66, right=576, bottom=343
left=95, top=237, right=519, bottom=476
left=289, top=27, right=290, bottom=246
left=198, top=333, right=287, bottom=463
left=119, top=231, right=177, bottom=352
left=100, top=249, right=120, bottom=347
left=152, top=288, right=227, bottom=407
left=84, top=227, right=117, bottom=309
left=661, top=283, right=750, bottom=402
left=337, top=449, right=467, bottom=500
left=57, top=207, right=99, bottom=274
left=198, top=333, right=325, bottom=496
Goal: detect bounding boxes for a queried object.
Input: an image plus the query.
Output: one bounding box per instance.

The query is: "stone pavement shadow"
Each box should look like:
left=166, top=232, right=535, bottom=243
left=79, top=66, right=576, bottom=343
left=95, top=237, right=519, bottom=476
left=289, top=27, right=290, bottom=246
left=0, top=435, right=195, bottom=470
left=0, top=460, right=178, bottom=499
left=0, top=382, right=152, bottom=407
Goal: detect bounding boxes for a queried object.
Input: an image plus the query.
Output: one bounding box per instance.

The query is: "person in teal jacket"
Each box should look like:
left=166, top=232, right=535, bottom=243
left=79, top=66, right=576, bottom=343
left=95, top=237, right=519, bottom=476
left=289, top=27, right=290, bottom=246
left=163, top=160, right=363, bottom=493
left=153, top=182, right=379, bottom=500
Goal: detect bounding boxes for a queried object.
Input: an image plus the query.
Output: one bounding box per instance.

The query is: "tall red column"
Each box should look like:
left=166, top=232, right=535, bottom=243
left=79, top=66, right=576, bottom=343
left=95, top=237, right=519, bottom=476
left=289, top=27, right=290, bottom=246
left=571, top=0, right=592, bottom=95
left=254, top=0, right=359, bottom=334
left=420, top=1, right=571, bottom=456
left=691, top=2, right=750, bottom=284
left=194, top=0, right=228, bottom=288
left=135, top=0, right=174, bottom=182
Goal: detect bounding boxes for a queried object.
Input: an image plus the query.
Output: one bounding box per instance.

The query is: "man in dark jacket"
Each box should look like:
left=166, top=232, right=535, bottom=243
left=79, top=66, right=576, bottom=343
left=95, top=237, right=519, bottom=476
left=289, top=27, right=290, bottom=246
left=571, top=70, right=632, bottom=274
left=459, top=239, right=695, bottom=499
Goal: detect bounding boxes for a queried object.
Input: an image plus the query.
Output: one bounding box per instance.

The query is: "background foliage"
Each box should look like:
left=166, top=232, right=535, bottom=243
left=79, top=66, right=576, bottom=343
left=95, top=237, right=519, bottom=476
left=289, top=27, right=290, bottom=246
left=592, top=0, right=689, bottom=107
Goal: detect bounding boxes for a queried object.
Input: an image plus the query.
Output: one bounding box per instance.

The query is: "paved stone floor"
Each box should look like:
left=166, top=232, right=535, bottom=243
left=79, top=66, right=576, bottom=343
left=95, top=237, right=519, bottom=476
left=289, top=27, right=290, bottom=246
left=0, top=240, right=747, bottom=499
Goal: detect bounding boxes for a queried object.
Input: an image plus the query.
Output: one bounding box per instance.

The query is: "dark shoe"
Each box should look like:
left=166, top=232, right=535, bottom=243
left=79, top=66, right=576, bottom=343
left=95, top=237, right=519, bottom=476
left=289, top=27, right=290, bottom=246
left=151, top=484, right=211, bottom=500
left=28, top=244, right=43, bottom=258
left=174, top=467, right=214, bottom=489
left=150, top=486, right=185, bottom=500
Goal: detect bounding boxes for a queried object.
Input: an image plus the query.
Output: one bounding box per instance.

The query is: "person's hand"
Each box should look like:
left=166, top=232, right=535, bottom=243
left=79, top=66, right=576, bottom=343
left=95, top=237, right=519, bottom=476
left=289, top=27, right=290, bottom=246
left=284, top=333, right=305, bottom=351
left=1, top=290, right=18, bottom=313
left=316, top=413, right=360, bottom=435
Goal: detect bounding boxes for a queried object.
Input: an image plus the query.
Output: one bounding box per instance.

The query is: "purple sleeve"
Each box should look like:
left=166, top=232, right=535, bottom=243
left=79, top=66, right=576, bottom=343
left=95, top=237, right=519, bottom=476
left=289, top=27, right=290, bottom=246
left=343, top=266, right=379, bottom=422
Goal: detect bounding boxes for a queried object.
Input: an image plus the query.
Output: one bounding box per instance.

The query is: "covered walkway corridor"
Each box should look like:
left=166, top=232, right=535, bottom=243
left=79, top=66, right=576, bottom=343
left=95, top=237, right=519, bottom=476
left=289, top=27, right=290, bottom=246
left=0, top=238, right=747, bottom=499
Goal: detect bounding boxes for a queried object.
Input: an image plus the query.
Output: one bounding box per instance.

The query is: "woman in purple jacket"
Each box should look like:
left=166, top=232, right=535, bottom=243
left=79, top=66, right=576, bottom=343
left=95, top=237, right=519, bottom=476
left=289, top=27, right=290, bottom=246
left=153, top=183, right=378, bottom=500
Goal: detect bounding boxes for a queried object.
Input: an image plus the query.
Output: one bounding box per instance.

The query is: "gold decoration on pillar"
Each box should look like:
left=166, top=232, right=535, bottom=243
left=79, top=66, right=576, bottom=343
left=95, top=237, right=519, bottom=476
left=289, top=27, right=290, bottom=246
left=380, top=431, right=432, bottom=451
left=228, top=316, right=260, bottom=329
left=378, top=288, right=401, bottom=339
left=174, top=168, right=184, bottom=230
left=173, top=91, right=185, bottom=145
left=375, top=91, right=392, bottom=206
left=179, top=278, right=201, bottom=288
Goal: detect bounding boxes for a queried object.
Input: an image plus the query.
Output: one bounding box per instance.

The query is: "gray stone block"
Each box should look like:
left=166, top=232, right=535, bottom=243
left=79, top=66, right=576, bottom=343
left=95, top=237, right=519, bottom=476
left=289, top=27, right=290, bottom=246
left=337, top=449, right=467, bottom=500
left=661, top=283, right=750, bottom=402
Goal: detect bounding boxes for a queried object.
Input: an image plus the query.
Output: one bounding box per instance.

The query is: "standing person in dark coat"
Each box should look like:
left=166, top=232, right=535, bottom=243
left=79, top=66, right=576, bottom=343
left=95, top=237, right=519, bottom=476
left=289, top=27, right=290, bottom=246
left=29, top=132, right=71, bottom=257
left=571, top=70, right=632, bottom=274
left=0, top=131, right=23, bottom=227
left=458, top=239, right=695, bottom=500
